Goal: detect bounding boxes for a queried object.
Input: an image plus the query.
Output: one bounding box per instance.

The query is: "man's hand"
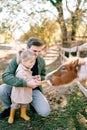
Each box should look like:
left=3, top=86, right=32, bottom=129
left=33, top=75, right=41, bottom=81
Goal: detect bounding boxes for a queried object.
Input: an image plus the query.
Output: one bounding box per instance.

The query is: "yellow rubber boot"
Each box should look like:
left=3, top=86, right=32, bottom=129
left=8, top=109, right=15, bottom=124
left=20, top=107, right=30, bottom=121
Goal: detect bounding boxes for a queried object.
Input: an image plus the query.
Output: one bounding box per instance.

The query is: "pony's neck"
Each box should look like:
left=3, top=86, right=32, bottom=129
left=78, top=58, right=87, bottom=81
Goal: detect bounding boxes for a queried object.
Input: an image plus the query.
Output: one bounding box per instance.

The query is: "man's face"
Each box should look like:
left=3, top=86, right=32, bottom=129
left=28, top=45, right=42, bottom=59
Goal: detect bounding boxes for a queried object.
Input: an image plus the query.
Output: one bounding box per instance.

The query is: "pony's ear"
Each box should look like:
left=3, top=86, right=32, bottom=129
left=70, top=58, right=79, bottom=67
left=68, top=57, right=80, bottom=71
left=75, top=58, right=85, bottom=71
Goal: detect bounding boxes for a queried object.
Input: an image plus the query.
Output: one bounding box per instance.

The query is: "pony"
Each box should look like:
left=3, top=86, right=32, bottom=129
left=46, top=57, right=87, bottom=97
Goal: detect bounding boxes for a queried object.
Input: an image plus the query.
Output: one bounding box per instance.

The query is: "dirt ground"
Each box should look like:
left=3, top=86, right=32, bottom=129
left=0, top=43, right=20, bottom=83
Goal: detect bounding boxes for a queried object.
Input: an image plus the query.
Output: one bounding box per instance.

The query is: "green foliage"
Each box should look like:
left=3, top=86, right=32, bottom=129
left=20, top=19, right=59, bottom=46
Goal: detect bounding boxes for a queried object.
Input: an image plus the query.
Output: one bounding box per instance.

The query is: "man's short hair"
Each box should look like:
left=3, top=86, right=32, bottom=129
left=27, top=37, right=43, bottom=48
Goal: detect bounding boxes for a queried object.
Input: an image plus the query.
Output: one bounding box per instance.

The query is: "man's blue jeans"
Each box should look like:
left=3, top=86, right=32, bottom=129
left=0, top=84, right=50, bottom=117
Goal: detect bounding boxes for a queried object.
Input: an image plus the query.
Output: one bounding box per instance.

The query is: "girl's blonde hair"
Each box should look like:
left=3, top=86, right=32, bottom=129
left=16, top=50, right=34, bottom=64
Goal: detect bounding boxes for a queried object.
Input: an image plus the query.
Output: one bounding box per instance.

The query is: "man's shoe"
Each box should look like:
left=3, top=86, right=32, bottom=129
left=30, top=105, right=36, bottom=113
left=0, top=107, right=10, bottom=119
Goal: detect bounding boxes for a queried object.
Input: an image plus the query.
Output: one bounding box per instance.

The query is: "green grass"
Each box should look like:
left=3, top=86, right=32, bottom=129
left=0, top=58, right=87, bottom=130
left=0, top=86, right=87, bottom=130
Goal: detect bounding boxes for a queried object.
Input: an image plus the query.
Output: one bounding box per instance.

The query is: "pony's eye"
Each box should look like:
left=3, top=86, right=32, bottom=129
left=61, top=66, right=66, bottom=71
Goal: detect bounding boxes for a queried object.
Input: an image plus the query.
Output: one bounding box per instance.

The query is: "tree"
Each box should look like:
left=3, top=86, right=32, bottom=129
left=49, top=0, right=67, bottom=44
left=65, top=0, right=87, bottom=41
left=0, top=0, right=87, bottom=44
left=20, top=19, right=59, bottom=46
left=49, top=0, right=87, bottom=46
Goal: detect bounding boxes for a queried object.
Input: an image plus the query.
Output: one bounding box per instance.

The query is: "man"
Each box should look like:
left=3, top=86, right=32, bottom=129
left=0, top=37, right=50, bottom=119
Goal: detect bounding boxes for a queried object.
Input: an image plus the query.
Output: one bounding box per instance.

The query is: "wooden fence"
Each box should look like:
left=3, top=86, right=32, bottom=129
left=58, top=42, right=87, bottom=63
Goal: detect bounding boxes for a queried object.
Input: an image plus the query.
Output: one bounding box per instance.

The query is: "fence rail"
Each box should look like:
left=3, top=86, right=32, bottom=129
left=59, top=42, right=87, bottom=62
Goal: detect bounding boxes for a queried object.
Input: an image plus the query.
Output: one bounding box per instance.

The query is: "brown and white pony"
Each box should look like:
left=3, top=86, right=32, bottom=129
left=46, top=57, right=87, bottom=97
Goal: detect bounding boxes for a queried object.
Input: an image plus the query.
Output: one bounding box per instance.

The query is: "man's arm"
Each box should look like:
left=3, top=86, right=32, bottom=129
left=2, top=56, right=27, bottom=87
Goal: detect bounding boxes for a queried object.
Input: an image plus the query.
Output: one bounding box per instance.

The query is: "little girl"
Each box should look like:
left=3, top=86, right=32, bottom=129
left=8, top=50, right=41, bottom=124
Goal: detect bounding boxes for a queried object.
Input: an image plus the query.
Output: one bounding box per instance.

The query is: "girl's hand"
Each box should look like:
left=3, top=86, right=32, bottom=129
left=27, top=79, right=41, bottom=89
